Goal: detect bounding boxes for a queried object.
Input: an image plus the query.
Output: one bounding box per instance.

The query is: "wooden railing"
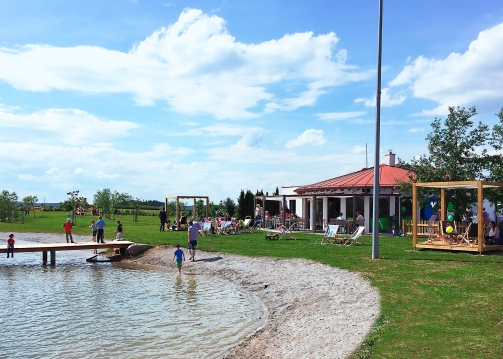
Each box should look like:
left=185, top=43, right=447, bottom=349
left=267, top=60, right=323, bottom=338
left=401, top=220, right=487, bottom=237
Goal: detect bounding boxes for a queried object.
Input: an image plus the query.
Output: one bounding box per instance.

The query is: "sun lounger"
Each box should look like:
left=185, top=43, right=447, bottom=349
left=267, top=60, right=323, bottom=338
left=345, top=226, right=365, bottom=246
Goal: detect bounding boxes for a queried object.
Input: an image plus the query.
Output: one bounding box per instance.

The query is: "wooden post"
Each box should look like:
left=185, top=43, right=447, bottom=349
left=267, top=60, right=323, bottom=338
left=440, top=188, right=446, bottom=221
left=175, top=197, right=180, bottom=231
left=193, top=198, right=196, bottom=218
left=205, top=197, right=209, bottom=218
left=50, top=251, right=56, bottom=265
left=478, top=181, right=483, bottom=253
left=412, top=184, right=417, bottom=248
left=42, top=251, right=47, bottom=264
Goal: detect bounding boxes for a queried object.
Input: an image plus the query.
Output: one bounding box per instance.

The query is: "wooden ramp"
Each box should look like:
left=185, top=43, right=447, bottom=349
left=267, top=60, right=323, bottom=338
left=1, top=241, right=135, bottom=264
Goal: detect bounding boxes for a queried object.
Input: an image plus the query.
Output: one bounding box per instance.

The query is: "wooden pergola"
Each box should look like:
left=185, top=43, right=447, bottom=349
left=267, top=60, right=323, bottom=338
left=165, top=196, right=209, bottom=231
left=413, top=180, right=503, bottom=253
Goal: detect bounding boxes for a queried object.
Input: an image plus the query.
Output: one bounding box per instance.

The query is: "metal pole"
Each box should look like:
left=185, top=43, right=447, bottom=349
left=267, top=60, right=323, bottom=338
left=372, top=0, right=383, bottom=259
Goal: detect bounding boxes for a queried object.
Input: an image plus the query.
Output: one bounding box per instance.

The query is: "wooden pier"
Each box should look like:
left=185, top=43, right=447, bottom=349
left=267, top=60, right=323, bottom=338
left=1, top=241, right=135, bottom=264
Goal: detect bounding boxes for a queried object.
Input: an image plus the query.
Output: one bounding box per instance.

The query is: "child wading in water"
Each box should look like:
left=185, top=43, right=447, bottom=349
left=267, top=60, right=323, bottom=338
left=7, top=234, right=14, bottom=258
left=173, top=244, right=185, bottom=275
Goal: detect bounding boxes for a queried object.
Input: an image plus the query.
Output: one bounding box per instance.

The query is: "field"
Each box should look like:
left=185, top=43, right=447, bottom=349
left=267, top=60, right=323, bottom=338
left=2, top=211, right=503, bottom=358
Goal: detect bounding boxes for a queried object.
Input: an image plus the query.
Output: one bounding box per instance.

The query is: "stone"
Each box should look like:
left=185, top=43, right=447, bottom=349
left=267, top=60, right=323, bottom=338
left=127, top=243, right=152, bottom=256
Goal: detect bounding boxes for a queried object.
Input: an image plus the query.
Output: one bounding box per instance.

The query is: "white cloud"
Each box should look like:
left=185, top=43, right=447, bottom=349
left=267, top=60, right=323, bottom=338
left=354, top=88, right=406, bottom=107
left=0, top=9, right=371, bottom=120
left=317, top=111, right=366, bottom=122
left=285, top=129, right=326, bottom=149
left=389, top=22, right=503, bottom=111
left=408, top=128, right=424, bottom=133
left=0, top=108, right=139, bottom=145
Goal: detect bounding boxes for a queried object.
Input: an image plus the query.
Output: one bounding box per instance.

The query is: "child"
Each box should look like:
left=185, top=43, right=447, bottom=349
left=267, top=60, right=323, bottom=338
left=90, top=220, right=98, bottom=254
left=173, top=244, right=185, bottom=274
left=6, top=234, right=14, bottom=258
left=63, top=218, right=74, bottom=243
left=115, top=220, right=124, bottom=241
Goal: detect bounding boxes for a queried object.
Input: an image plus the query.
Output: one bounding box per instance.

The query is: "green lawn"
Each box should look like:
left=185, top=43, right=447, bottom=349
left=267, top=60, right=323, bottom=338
left=2, top=212, right=503, bottom=358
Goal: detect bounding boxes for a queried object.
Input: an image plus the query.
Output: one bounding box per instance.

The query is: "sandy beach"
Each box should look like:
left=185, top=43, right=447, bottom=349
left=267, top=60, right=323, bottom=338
left=3, top=232, right=380, bottom=359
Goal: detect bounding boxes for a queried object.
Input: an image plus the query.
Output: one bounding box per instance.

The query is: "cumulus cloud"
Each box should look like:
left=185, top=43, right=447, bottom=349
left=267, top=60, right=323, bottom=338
left=0, top=108, right=139, bottom=145
left=0, top=9, right=371, bottom=120
left=317, top=111, right=366, bottom=122
left=285, top=129, right=326, bottom=149
left=389, top=22, right=503, bottom=112
left=354, top=88, right=406, bottom=107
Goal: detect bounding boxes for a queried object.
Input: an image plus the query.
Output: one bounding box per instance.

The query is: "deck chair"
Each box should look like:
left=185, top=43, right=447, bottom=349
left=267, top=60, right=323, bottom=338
left=266, top=223, right=297, bottom=240
left=201, top=222, right=212, bottom=236
left=317, top=225, right=340, bottom=245
left=426, top=222, right=452, bottom=244
left=217, top=221, right=233, bottom=235
left=345, top=226, right=365, bottom=246
left=241, top=218, right=252, bottom=233
left=456, top=222, right=473, bottom=246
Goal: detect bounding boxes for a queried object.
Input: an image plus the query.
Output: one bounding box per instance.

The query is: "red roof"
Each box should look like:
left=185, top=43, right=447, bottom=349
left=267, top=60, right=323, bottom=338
left=295, top=164, right=412, bottom=194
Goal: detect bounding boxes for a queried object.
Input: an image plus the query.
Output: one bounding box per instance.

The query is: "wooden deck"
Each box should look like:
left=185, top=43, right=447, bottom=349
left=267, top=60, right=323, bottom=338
left=1, top=241, right=135, bottom=264
left=415, top=241, right=503, bottom=253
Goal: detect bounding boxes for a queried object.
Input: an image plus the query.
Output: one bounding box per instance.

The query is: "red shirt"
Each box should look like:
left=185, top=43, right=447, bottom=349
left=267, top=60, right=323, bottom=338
left=64, top=222, right=72, bottom=232
left=7, top=238, right=14, bottom=247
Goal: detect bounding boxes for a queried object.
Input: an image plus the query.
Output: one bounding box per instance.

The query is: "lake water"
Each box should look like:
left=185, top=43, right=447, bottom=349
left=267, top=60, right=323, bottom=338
left=0, top=240, right=267, bottom=358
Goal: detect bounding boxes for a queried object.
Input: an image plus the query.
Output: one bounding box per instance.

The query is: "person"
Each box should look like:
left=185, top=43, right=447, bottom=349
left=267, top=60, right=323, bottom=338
left=252, top=204, right=263, bottom=229
left=63, top=218, right=74, bottom=243
left=115, top=220, right=124, bottom=241
left=159, top=206, right=167, bottom=232
left=484, top=220, right=499, bottom=245
left=482, top=208, right=489, bottom=225
left=165, top=218, right=171, bottom=231
left=266, top=225, right=286, bottom=239
left=96, top=216, right=106, bottom=243
left=356, top=211, right=365, bottom=230
left=90, top=220, right=98, bottom=254
left=187, top=220, right=199, bottom=261
left=173, top=244, right=185, bottom=275
left=6, top=234, right=14, bottom=258
left=495, top=220, right=503, bottom=245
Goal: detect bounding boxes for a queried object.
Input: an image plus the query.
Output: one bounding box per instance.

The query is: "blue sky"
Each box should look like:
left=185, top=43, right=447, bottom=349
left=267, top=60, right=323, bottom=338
left=1, top=0, right=503, bottom=203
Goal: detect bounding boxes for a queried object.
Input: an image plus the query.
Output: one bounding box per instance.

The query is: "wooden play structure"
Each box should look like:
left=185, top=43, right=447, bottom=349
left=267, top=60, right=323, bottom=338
left=165, top=195, right=209, bottom=231
left=412, top=180, right=503, bottom=253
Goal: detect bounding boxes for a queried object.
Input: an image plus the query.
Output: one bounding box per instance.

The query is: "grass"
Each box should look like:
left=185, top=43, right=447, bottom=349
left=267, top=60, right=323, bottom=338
left=2, top=212, right=503, bottom=358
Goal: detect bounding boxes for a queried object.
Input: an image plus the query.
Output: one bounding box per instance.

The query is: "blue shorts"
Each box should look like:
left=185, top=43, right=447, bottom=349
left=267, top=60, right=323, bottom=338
left=187, top=241, right=197, bottom=250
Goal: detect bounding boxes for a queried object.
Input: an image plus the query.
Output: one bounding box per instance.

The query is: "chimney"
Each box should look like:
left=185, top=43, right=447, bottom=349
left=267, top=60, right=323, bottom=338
left=385, top=150, right=395, bottom=167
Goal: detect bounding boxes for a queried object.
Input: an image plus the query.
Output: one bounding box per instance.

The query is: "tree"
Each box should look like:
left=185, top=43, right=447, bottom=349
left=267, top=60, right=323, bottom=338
left=0, top=190, right=19, bottom=222
left=94, top=188, right=112, bottom=218
left=22, top=195, right=38, bottom=217
left=110, top=191, right=132, bottom=219
left=397, top=106, right=494, bottom=219
left=195, top=199, right=206, bottom=218
left=223, top=197, right=236, bottom=217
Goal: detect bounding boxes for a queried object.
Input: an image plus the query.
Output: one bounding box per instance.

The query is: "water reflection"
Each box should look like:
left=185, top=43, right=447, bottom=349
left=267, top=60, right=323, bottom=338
left=0, top=248, right=266, bottom=359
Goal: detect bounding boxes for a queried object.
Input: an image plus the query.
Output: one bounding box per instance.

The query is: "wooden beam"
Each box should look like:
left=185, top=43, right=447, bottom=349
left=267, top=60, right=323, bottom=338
left=478, top=180, right=483, bottom=253
left=412, top=184, right=417, bottom=248
left=440, top=188, right=446, bottom=221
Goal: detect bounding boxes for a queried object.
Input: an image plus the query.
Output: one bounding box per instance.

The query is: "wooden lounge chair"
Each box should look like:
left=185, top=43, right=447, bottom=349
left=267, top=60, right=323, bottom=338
left=345, top=226, right=365, bottom=246
left=266, top=223, right=296, bottom=240
left=201, top=222, right=212, bottom=236
left=318, top=225, right=340, bottom=245
left=426, top=221, right=454, bottom=244
left=456, top=222, right=473, bottom=246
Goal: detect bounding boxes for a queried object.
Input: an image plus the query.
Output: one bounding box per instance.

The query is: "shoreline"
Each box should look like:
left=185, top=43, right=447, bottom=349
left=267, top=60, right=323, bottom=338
left=129, top=246, right=381, bottom=358
left=2, top=232, right=380, bottom=358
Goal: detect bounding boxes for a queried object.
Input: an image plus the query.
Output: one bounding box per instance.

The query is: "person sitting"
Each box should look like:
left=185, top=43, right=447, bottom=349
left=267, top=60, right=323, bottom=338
left=266, top=225, right=286, bottom=239
left=484, top=220, right=499, bottom=245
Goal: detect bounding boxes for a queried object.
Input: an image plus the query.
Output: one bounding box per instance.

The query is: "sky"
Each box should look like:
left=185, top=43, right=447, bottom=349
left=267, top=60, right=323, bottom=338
left=1, top=0, right=503, bottom=204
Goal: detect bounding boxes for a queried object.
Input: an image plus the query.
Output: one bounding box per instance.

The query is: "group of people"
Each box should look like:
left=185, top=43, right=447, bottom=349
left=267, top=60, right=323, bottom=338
left=61, top=216, right=124, bottom=244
